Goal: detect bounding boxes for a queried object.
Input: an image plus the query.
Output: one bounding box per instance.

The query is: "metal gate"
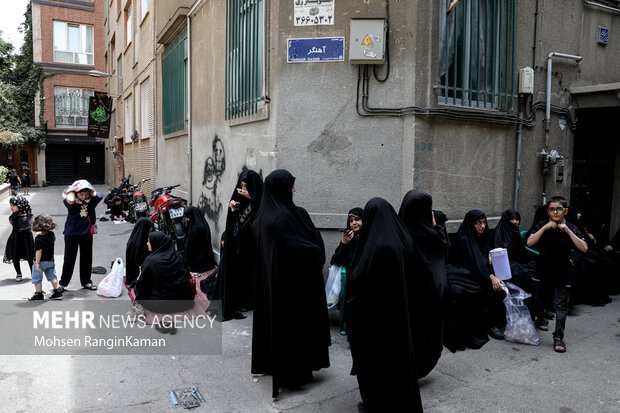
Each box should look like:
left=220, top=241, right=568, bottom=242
left=45, top=143, right=105, bottom=185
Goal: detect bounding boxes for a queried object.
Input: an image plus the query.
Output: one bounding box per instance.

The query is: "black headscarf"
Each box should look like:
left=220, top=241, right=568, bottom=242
left=345, top=197, right=423, bottom=412
left=527, top=205, right=549, bottom=236
left=251, top=169, right=330, bottom=398
left=330, top=208, right=364, bottom=267
left=9, top=195, right=32, bottom=224
left=494, top=209, right=528, bottom=262
left=449, top=210, right=494, bottom=285
left=183, top=206, right=217, bottom=272
left=398, top=189, right=448, bottom=378
left=125, top=218, right=154, bottom=285
left=135, top=232, right=194, bottom=304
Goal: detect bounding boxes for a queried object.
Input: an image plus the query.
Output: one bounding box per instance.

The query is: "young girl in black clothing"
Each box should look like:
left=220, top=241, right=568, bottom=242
left=3, top=196, right=34, bottom=281
left=30, top=214, right=62, bottom=301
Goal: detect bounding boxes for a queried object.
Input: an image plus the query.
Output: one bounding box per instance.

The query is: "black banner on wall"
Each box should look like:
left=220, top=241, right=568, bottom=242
left=87, top=92, right=112, bottom=139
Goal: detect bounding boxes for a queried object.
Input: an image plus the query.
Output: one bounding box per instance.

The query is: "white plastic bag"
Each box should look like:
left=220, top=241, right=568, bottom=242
left=502, top=282, right=538, bottom=345
left=325, top=265, right=342, bottom=309
left=97, top=258, right=125, bottom=298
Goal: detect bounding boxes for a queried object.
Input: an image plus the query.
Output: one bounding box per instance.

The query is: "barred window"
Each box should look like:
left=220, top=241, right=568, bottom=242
left=54, top=87, right=94, bottom=128
left=225, top=0, right=265, bottom=120
left=438, top=0, right=516, bottom=111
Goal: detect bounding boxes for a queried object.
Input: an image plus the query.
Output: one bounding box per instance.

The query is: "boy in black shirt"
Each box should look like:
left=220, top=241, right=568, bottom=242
left=527, top=196, right=587, bottom=353
left=7, top=169, right=21, bottom=196
left=29, top=214, right=62, bottom=300
left=21, top=162, right=31, bottom=196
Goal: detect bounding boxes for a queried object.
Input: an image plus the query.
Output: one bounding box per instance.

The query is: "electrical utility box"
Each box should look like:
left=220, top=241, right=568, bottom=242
left=349, top=18, right=387, bottom=64
left=519, top=67, right=534, bottom=94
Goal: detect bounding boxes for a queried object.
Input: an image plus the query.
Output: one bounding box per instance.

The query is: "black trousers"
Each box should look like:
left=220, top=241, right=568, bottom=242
left=536, top=277, right=570, bottom=340
left=60, top=233, right=93, bottom=287
left=13, top=259, right=33, bottom=275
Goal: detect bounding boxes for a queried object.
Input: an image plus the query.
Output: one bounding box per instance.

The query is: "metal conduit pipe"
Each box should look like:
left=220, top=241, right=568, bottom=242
left=545, top=52, right=582, bottom=151
left=187, top=0, right=205, bottom=204
left=584, top=0, right=620, bottom=13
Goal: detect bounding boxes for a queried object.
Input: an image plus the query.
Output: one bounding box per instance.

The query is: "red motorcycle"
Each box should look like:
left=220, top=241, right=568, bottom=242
left=129, top=178, right=151, bottom=222
left=149, top=184, right=186, bottom=250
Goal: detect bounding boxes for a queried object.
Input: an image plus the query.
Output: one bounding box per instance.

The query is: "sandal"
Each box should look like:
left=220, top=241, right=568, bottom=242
left=83, top=283, right=98, bottom=290
left=535, top=318, right=549, bottom=331
left=553, top=338, right=566, bottom=353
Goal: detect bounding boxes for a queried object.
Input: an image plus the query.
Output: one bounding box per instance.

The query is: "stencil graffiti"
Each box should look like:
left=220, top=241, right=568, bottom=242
left=198, top=136, right=226, bottom=228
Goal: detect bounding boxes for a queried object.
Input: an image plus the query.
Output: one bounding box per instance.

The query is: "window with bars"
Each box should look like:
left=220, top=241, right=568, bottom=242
left=437, top=0, right=516, bottom=111
left=162, top=28, right=187, bottom=134
left=225, top=0, right=265, bottom=120
left=54, top=87, right=94, bottom=128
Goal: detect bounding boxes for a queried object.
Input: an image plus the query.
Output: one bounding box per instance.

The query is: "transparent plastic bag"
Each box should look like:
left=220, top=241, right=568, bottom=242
left=325, top=265, right=342, bottom=310
left=97, top=258, right=124, bottom=298
left=502, top=282, right=539, bottom=345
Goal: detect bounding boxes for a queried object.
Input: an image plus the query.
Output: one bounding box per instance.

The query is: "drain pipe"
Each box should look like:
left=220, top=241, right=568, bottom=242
left=545, top=53, right=582, bottom=151
left=584, top=0, right=620, bottom=13
left=514, top=98, right=523, bottom=210
left=187, top=0, right=204, bottom=205
left=541, top=52, right=582, bottom=205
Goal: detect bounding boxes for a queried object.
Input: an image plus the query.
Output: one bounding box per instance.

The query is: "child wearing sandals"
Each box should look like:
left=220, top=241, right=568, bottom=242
left=29, top=214, right=63, bottom=301
left=527, top=196, right=588, bottom=353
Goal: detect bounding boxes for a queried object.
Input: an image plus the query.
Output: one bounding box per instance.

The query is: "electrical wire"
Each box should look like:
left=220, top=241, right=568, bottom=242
left=357, top=64, right=578, bottom=130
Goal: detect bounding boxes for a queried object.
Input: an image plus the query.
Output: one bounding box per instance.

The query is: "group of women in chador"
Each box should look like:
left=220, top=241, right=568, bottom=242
left=122, top=164, right=620, bottom=412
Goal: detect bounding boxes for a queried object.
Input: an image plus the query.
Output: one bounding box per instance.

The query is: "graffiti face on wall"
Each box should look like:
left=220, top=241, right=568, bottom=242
left=198, top=136, right=226, bottom=228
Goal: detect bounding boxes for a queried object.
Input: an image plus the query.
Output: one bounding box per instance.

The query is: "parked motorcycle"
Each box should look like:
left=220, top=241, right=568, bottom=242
left=128, top=178, right=151, bottom=222
left=149, top=184, right=186, bottom=250
left=104, top=176, right=132, bottom=212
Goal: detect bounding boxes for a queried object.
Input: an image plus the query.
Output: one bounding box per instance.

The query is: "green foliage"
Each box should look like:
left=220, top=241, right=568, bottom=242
left=0, top=3, right=44, bottom=146
left=0, top=165, right=8, bottom=183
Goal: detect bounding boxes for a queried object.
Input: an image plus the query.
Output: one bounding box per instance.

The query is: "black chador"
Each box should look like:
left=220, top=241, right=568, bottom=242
left=398, top=190, right=448, bottom=379
left=251, top=169, right=330, bottom=398
left=345, top=197, right=423, bottom=412
left=214, top=170, right=263, bottom=320
left=444, top=210, right=496, bottom=352
left=135, top=232, right=195, bottom=313
left=125, top=218, right=154, bottom=286
left=494, top=209, right=538, bottom=294
left=183, top=206, right=217, bottom=273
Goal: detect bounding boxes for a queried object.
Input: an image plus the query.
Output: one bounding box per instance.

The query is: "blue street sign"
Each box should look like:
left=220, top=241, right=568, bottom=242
left=287, top=37, right=345, bottom=63
left=599, top=26, right=609, bottom=45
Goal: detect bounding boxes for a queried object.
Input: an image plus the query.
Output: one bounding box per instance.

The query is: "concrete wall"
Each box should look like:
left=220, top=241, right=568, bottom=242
left=189, top=0, right=277, bottom=241
left=177, top=0, right=620, bottom=252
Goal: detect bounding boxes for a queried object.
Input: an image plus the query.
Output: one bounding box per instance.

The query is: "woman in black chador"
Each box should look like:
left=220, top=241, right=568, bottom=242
left=345, top=197, right=423, bottom=413
left=135, top=232, right=195, bottom=313
left=494, top=209, right=538, bottom=311
left=251, top=169, right=330, bottom=398
left=444, top=210, right=505, bottom=351
left=398, top=189, right=448, bottom=379
left=183, top=206, right=217, bottom=273
left=215, top=170, right=263, bottom=321
left=125, top=217, right=154, bottom=287
left=330, top=207, right=363, bottom=333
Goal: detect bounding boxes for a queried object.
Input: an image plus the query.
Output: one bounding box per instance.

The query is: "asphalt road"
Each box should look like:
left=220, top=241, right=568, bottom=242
left=0, top=186, right=618, bottom=413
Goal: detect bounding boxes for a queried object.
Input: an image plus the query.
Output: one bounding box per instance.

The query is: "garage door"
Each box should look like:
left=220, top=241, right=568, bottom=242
left=45, top=144, right=105, bottom=185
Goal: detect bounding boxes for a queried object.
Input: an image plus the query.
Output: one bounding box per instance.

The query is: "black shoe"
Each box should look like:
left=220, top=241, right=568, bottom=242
left=50, top=289, right=63, bottom=300
left=56, top=285, right=66, bottom=293
left=29, top=292, right=44, bottom=301
left=488, top=327, right=504, bottom=340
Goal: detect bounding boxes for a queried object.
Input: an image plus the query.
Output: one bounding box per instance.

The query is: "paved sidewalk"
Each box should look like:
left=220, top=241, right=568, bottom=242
left=0, top=186, right=619, bottom=412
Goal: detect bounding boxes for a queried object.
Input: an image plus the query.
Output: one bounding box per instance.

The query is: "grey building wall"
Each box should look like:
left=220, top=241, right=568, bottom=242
left=182, top=0, right=620, bottom=254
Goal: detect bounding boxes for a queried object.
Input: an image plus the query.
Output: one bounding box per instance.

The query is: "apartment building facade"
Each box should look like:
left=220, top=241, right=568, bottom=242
left=102, top=0, right=155, bottom=194
left=32, top=0, right=106, bottom=185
